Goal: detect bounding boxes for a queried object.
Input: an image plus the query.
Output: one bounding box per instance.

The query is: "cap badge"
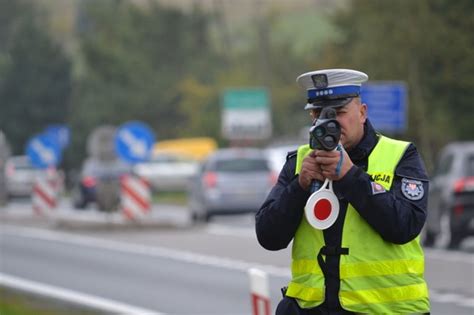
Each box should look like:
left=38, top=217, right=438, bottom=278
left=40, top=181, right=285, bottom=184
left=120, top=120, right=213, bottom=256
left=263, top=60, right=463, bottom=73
left=311, top=74, right=328, bottom=89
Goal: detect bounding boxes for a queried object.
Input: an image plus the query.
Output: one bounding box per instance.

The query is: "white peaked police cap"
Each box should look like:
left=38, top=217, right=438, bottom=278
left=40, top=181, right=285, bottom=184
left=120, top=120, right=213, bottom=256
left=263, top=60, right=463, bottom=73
left=296, top=69, right=368, bottom=110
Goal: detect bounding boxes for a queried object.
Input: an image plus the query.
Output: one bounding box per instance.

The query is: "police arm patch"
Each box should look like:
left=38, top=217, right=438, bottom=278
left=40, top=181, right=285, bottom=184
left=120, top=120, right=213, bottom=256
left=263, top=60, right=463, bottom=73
left=401, top=178, right=424, bottom=200
left=371, top=181, right=386, bottom=195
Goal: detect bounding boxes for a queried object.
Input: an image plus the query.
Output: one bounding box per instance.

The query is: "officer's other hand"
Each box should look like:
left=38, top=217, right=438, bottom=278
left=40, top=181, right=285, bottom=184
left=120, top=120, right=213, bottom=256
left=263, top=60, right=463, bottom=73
left=314, top=148, right=353, bottom=181
left=298, top=151, right=324, bottom=190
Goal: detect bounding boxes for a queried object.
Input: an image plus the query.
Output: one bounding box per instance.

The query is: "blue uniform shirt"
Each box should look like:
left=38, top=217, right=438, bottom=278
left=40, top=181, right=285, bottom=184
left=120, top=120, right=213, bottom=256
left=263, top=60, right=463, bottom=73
left=255, top=119, right=429, bottom=313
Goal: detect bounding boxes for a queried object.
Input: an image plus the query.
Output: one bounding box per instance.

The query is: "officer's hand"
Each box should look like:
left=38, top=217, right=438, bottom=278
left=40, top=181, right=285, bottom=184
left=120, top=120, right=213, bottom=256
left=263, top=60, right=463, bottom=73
left=314, top=147, right=353, bottom=181
left=298, top=151, right=324, bottom=190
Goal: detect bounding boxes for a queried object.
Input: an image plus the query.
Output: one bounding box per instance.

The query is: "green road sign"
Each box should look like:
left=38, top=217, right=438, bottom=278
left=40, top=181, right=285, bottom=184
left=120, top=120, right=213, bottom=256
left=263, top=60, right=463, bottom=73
left=221, top=88, right=272, bottom=140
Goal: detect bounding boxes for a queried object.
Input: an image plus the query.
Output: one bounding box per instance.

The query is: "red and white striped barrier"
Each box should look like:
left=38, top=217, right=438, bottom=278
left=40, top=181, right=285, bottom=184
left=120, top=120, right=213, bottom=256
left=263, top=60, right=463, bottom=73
left=248, top=268, right=271, bottom=315
left=32, top=177, right=58, bottom=216
left=120, top=175, right=151, bottom=220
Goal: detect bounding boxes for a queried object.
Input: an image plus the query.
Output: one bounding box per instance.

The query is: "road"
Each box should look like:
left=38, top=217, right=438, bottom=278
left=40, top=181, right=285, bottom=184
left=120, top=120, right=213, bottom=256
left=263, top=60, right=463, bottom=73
left=1, top=200, right=473, bottom=314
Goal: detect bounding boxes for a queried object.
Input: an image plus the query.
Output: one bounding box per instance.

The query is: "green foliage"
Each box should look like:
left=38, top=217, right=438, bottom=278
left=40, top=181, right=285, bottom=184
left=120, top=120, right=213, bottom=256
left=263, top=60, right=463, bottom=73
left=68, top=0, right=221, bottom=167
left=0, top=0, right=472, bottom=172
left=0, top=0, right=72, bottom=155
left=0, top=288, right=100, bottom=315
left=320, top=0, right=474, bottom=168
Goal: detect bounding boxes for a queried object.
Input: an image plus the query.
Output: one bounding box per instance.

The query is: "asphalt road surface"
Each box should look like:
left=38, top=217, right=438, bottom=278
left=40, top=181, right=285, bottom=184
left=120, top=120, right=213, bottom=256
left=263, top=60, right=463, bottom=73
left=1, top=200, right=473, bottom=314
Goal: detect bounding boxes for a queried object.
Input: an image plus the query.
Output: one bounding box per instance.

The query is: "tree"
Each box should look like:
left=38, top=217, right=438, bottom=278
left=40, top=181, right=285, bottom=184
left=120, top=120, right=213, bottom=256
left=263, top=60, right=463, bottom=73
left=320, top=0, right=474, bottom=168
left=0, top=0, right=72, bottom=155
left=68, top=0, right=221, bottom=166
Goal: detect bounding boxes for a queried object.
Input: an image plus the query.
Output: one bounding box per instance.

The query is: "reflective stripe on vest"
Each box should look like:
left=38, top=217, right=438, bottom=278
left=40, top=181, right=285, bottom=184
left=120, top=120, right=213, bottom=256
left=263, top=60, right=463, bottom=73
left=286, top=135, right=430, bottom=314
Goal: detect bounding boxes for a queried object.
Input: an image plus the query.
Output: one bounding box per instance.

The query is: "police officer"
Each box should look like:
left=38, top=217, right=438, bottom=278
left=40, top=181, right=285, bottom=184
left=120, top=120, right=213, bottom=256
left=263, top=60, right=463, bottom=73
left=256, top=69, right=430, bottom=314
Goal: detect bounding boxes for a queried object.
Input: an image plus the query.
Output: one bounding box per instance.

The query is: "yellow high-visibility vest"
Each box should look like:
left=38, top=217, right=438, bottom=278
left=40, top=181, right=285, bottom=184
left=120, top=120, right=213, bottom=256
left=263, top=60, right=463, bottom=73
left=286, top=135, right=430, bottom=314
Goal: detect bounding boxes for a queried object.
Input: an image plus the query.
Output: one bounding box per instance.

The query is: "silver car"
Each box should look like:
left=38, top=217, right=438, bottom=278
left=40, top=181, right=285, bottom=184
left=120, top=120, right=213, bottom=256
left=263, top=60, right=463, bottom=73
left=133, top=153, right=199, bottom=192
left=424, top=141, right=474, bottom=249
left=188, top=148, right=277, bottom=222
left=5, top=155, right=57, bottom=198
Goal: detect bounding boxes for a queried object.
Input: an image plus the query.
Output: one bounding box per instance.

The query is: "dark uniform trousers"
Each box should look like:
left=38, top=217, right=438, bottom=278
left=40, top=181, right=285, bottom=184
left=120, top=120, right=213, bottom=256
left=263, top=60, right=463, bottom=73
left=275, top=296, right=431, bottom=315
left=275, top=296, right=354, bottom=315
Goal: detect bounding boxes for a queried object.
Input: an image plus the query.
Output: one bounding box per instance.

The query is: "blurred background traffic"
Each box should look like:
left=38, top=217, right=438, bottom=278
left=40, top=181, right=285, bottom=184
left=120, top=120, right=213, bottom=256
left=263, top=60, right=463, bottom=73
left=0, top=0, right=473, bottom=314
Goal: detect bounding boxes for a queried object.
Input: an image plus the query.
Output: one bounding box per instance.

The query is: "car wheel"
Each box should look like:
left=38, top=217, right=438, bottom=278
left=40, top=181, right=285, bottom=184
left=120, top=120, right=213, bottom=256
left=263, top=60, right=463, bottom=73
left=191, top=210, right=210, bottom=223
left=74, top=198, right=87, bottom=209
left=447, top=216, right=464, bottom=250
left=72, top=188, right=87, bottom=209
left=422, top=229, right=436, bottom=247
left=447, top=232, right=463, bottom=250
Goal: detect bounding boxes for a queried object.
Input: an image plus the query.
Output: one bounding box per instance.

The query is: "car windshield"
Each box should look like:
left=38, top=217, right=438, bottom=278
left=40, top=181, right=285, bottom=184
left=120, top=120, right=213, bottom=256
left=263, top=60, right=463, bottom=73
left=83, top=159, right=130, bottom=176
left=434, top=153, right=454, bottom=176
left=466, top=154, right=474, bottom=176
left=12, top=162, right=34, bottom=170
left=151, top=154, right=194, bottom=163
left=214, top=158, right=269, bottom=172
left=9, top=157, right=35, bottom=170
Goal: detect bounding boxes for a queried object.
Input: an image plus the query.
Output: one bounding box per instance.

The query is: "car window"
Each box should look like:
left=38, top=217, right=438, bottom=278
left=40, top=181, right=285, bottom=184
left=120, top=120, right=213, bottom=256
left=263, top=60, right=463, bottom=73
left=152, top=154, right=194, bottom=163
left=434, top=153, right=454, bottom=176
left=465, top=154, right=474, bottom=176
left=12, top=161, right=34, bottom=170
left=214, top=158, right=269, bottom=172
left=82, top=159, right=130, bottom=176
left=7, top=156, right=38, bottom=171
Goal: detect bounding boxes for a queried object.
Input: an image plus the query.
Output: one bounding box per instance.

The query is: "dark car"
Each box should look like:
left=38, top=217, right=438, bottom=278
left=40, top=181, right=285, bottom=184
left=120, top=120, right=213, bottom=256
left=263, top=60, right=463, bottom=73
left=188, top=148, right=277, bottom=222
left=72, top=158, right=131, bottom=210
left=424, top=141, right=474, bottom=249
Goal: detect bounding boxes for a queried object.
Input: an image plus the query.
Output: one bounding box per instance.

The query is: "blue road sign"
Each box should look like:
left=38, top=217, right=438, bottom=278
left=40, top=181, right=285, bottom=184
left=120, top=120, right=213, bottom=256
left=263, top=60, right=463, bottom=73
left=115, top=121, right=155, bottom=164
left=45, top=124, right=71, bottom=149
left=26, top=134, right=62, bottom=169
left=360, top=82, right=407, bottom=133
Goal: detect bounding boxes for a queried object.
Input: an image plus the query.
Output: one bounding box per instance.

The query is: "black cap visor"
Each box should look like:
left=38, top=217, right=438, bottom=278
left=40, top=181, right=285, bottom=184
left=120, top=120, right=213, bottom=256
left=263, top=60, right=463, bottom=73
left=304, top=97, right=353, bottom=110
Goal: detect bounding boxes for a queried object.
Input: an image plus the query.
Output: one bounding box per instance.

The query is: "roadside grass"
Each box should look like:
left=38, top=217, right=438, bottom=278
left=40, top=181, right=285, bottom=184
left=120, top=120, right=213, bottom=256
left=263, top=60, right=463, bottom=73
left=0, top=288, right=102, bottom=315
left=152, top=190, right=188, bottom=205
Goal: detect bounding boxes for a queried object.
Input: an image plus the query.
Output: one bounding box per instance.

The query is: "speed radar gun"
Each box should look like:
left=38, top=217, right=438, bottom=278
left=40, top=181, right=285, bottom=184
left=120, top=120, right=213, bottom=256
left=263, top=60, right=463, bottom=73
left=304, top=107, right=342, bottom=230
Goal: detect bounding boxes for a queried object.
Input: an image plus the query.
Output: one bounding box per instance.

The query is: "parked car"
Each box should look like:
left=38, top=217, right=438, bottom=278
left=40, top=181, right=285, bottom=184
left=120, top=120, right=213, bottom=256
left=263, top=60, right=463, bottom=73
left=72, top=158, right=131, bottom=210
left=4, top=155, right=60, bottom=199
left=133, top=153, right=199, bottom=192
left=424, top=141, right=474, bottom=249
left=188, top=148, right=277, bottom=222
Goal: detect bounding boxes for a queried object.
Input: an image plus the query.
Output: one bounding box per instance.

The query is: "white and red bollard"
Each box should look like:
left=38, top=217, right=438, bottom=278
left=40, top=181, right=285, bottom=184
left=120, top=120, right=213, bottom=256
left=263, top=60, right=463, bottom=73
left=120, top=175, right=151, bottom=220
left=248, top=268, right=271, bottom=315
left=32, top=176, right=58, bottom=216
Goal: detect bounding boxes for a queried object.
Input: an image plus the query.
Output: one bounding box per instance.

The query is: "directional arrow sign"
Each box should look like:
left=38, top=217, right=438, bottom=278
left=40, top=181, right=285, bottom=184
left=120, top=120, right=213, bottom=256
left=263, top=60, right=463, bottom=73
left=26, top=134, right=61, bottom=169
left=45, top=124, right=70, bottom=149
left=115, top=121, right=155, bottom=164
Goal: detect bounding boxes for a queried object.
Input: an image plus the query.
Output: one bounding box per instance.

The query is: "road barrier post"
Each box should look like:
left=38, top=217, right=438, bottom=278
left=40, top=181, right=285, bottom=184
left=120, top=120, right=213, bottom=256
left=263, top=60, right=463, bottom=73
left=120, top=174, right=151, bottom=220
left=32, top=176, right=58, bottom=216
left=248, top=268, right=271, bottom=315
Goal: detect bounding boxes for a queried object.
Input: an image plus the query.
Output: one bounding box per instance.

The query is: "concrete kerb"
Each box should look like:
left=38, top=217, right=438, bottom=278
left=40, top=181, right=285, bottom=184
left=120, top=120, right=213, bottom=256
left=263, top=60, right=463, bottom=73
left=0, top=201, right=191, bottom=231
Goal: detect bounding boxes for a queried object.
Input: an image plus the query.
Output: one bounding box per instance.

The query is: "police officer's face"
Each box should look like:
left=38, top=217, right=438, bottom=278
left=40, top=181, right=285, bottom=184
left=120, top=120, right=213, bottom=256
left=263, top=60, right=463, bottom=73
left=310, top=98, right=367, bottom=151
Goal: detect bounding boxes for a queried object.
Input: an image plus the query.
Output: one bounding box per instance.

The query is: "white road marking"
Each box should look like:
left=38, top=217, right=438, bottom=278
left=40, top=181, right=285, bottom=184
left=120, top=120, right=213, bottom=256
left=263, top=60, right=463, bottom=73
left=0, top=225, right=290, bottom=278
left=0, top=273, right=164, bottom=315
left=2, top=225, right=473, bottom=309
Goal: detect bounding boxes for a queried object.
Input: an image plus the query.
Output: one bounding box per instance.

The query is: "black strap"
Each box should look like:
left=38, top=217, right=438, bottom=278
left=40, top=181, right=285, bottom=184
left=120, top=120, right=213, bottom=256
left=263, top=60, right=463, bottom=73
left=320, top=245, right=349, bottom=256
left=317, top=246, right=349, bottom=278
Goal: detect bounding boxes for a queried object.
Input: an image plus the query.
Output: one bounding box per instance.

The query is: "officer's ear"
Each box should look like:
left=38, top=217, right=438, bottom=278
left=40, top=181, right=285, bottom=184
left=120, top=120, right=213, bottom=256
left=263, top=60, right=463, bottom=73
left=358, top=99, right=367, bottom=123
